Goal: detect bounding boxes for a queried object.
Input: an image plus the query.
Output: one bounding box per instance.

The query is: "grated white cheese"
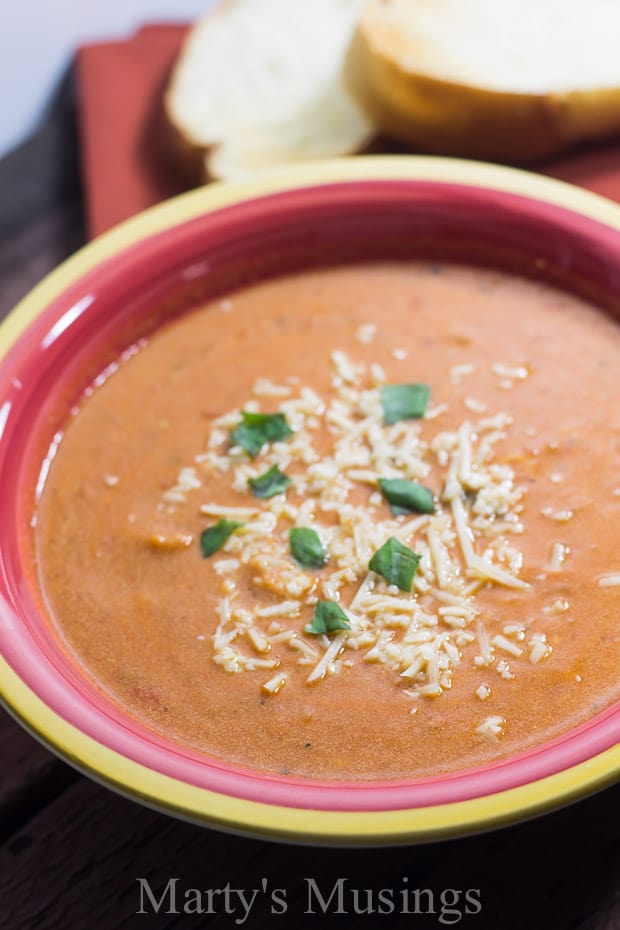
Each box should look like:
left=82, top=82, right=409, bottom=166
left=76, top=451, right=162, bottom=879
left=543, top=598, right=569, bottom=615
left=253, top=378, right=292, bottom=397
left=475, top=715, right=505, bottom=741
left=255, top=600, right=302, bottom=618
left=355, top=323, right=377, bottom=345
left=541, top=508, right=574, bottom=522
left=163, top=466, right=201, bottom=503
left=502, top=623, right=526, bottom=640
left=247, top=627, right=270, bottom=653
left=450, top=363, right=476, bottom=383
left=492, top=363, right=528, bottom=380
left=464, top=396, right=487, bottom=413
left=288, top=636, right=318, bottom=659
left=475, top=684, right=491, bottom=701
left=213, top=558, right=241, bottom=575
left=474, top=620, right=494, bottom=667
left=307, top=631, right=348, bottom=683
left=370, top=362, right=387, bottom=384
left=425, top=403, right=448, bottom=420
left=496, top=659, right=514, bottom=680
left=529, top=633, right=552, bottom=664
left=200, top=503, right=259, bottom=519
left=262, top=673, right=287, bottom=694
left=492, top=634, right=523, bottom=658
left=598, top=573, right=620, bottom=587
left=331, top=350, right=361, bottom=385
left=470, top=555, right=530, bottom=590
left=550, top=542, right=569, bottom=571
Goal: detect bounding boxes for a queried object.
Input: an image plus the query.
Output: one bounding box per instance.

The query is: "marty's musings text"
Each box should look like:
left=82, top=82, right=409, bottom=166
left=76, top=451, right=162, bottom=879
left=137, top=876, right=483, bottom=924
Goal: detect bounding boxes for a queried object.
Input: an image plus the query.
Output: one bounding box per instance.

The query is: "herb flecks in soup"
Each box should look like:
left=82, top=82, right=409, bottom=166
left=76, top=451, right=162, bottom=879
left=35, top=263, right=620, bottom=780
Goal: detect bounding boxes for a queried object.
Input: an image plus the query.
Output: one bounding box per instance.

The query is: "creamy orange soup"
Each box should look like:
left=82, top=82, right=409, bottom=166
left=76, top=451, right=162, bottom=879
left=35, top=263, right=620, bottom=780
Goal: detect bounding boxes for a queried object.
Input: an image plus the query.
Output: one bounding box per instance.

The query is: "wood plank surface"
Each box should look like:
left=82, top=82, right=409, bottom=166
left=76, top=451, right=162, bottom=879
left=0, top=772, right=618, bottom=929
left=0, top=712, right=77, bottom=844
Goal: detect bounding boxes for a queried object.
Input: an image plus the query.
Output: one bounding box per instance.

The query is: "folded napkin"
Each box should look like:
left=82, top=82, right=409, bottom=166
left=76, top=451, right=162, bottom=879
left=77, top=24, right=620, bottom=239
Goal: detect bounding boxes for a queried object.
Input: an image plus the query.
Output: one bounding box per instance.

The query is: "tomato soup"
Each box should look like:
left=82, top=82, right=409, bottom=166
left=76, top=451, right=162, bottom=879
left=35, top=263, right=620, bottom=780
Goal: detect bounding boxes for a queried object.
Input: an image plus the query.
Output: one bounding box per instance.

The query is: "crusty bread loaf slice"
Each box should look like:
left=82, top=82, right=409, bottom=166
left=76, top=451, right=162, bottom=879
left=345, top=0, right=620, bottom=162
left=166, top=0, right=374, bottom=181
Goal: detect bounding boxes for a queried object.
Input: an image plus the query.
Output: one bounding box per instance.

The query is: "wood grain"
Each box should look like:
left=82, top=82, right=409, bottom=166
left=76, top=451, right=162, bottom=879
left=0, top=713, right=77, bottom=844
left=0, top=773, right=618, bottom=929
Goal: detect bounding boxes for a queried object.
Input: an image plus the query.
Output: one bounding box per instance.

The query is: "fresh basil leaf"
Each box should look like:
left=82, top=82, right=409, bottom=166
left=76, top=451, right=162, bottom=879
left=200, top=519, right=243, bottom=558
left=289, top=527, right=327, bottom=569
left=378, top=478, right=435, bottom=515
left=380, top=383, right=430, bottom=425
left=368, top=537, right=421, bottom=592
left=230, top=411, right=293, bottom=457
left=247, top=464, right=292, bottom=499
left=305, top=600, right=350, bottom=635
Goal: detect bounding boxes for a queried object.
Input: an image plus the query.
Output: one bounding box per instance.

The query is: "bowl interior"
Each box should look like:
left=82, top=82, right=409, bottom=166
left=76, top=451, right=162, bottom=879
left=1, top=175, right=619, bottom=817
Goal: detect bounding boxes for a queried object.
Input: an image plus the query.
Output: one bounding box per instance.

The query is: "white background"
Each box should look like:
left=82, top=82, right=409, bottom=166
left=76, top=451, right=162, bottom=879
left=0, top=0, right=218, bottom=158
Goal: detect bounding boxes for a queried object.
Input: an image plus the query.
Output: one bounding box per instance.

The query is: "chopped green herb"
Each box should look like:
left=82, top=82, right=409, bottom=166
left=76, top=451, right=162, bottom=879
left=368, top=537, right=421, bottom=592
left=378, top=478, right=435, bottom=515
left=200, top=519, right=243, bottom=558
left=380, top=383, right=430, bottom=425
left=289, top=527, right=328, bottom=569
left=305, top=600, right=351, bottom=635
left=248, top=464, right=292, bottom=499
left=230, top=411, right=293, bottom=457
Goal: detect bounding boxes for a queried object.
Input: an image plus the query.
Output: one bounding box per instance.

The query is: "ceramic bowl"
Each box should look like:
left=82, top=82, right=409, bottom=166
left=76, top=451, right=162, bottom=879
left=1, top=157, right=619, bottom=844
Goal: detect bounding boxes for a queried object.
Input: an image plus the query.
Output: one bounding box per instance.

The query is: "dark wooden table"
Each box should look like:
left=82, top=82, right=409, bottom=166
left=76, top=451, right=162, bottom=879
left=1, top=86, right=619, bottom=930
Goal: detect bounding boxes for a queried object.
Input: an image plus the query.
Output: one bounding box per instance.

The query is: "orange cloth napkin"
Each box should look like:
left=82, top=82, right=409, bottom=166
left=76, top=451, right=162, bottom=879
left=77, top=24, right=620, bottom=239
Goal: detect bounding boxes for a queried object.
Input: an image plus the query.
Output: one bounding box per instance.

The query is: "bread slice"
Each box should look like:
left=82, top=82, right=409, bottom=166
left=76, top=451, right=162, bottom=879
left=345, top=0, right=620, bottom=162
left=166, top=0, right=374, bottom=181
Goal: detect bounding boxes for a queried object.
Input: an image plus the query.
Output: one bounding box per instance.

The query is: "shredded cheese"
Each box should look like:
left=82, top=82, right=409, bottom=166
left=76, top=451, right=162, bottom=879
left=598, top=573, right=620, bottom=587
left=492, top=363, right=528, bottom=380
left=163, top=466, right=201, bottom=503
left=492, top=634, right=523, bottom=657
left=450, top=363, right=476, bottom=383
left=475, top=716, right=505, bottom=741
left=152, top=349, right=589, bottom=721
left=200, top=503, right=259, bottom=519
left=307, top=631, right=349, bottom=683
left=253, top=378, right=292, bottom=397
left=550, top=542, right=569, bottom=571
left=213, top=558, right=241, bottom=575
left=262, top=673, right=287, bottom=694
left=464, top=396, right=487, bottom=413
left=355, top=323, right=377, bottom=345
left=529, top=633, right=552, bottom=664
left=541, top=508, right=574, bottom=522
